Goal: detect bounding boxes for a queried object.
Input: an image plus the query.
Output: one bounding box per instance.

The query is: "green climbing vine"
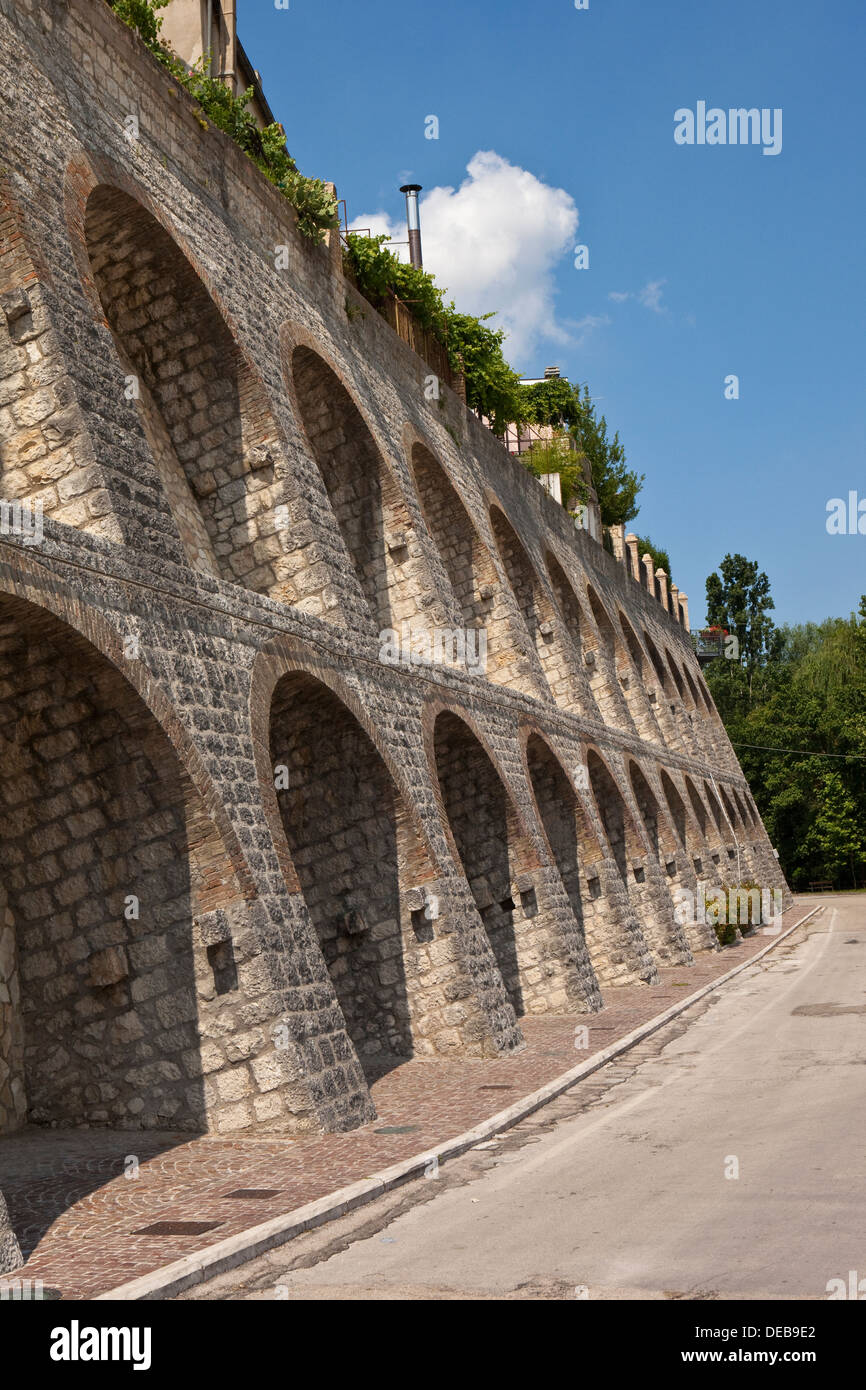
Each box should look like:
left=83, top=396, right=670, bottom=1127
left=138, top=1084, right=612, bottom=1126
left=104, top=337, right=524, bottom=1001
left=343, top=232, right=524, bottom=433
left=107, top=0, right=337, bottom=242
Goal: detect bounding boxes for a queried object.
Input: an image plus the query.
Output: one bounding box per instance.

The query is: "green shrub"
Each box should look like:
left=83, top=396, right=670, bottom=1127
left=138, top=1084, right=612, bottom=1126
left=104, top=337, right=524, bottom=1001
left=343, top=233, right=524, bottom=432
left=107, top=0, right=337, bottom=242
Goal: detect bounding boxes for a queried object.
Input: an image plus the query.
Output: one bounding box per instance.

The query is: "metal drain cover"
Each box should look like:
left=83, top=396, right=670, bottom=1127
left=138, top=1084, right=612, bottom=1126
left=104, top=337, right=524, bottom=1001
left=224, top=1189, right=283, bottom=1199
left=373, top=1125, right=421, bottom=1135
left=133, top=1221, right=223, bottom=1236
left=479, top=1084, right=513, bottom=1091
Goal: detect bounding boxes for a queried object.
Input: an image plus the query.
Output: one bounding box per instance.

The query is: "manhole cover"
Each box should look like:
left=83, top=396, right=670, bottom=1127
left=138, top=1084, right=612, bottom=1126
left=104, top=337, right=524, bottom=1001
left=373, top=1126, right=420, bottom=1135
left=133, top=1221, right=223, bottom=1236
left=224, top=1189, right=283, bottom=1200
left=0, top=1285, right=63, bottom=1301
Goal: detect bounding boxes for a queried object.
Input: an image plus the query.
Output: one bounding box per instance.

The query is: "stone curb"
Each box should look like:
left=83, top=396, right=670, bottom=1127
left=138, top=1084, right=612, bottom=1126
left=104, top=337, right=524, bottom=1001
left=96, top=906, right=820, bottom=1301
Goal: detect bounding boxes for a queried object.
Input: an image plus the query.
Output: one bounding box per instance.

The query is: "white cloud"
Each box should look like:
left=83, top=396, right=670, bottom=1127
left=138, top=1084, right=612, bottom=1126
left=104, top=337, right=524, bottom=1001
left=350, top=151, right=581, bottom=368
left=637, top=279, right=667, bottom=313
left=607, top=279, right=668, bottom=314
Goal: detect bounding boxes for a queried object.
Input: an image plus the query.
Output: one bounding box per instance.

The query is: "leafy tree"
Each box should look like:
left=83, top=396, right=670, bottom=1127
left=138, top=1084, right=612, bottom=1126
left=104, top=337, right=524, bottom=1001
left=632, top=534, right=672, bottom=584
left=705, top=554, right=782, bottom=696
left=516, top=380, right=645, bottom=527
left=569, top=386, right=643, bottom=527
left=444, top=310, right=523, bottom=432
left=517, top=378, right=583, bottom=430
left=704, top=587, right=866, bottom=889
left=800, top=771, right=866, bottom=886
left=521, top=433, right=588, bottom=512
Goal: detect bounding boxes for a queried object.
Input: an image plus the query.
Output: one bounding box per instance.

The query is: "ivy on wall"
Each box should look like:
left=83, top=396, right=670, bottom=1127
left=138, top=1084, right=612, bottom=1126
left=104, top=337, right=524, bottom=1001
left=107, top=0, right=338, bottom=242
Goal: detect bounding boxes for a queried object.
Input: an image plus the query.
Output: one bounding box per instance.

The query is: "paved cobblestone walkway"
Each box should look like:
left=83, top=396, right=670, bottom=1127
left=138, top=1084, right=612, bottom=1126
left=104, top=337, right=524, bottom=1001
left=0, top=912, right=812, bottom=1300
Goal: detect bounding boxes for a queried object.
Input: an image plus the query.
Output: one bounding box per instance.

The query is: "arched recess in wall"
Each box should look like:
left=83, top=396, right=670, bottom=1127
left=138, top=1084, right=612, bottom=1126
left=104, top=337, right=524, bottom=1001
left=630, top=762, right=678, bottom=874
left=84, top=184, right=297, bottom=599
left=680, top=659, right=704, bottom=712
left=290, top=346, right=440, bottom=633
left=665, top=648, right=687, bottom=702
left=543, top=552, right=599, bottom=716
left=587, top=750, right=635, bottom=884
left=718, top=784, right=741, bottom=834
left=488, top=506, right=558, bottom=701
left=642, top=625, right=687, bottom=749
left=407, top=440, right=512, bottom=677
left=695, top=664, right=717, bottom=711
left=718, top=784, right=756, bottom=878
left=705, top=780, right=738, bottom=871
left=588, top=750, right=689, bottom=966
left=696, top=667, right=719, bottom=715
left=585, top=585, right=637, bottom=734
left=684, top=775, right=717, bottom=869
left=0, top=180, right=119, bottom=540
left=732, top=787, right=755, bottom=829
left=659, top=769, right=691, bottom=855
left=432, top=710, right=537, bottom=1017
left=0, top=591, right=251, bottom=1139
left=615, top=607, right=667, bottom=741
left=664, top=646, right=702, bottom=755
left=524, top=733, right=610, bottom=988
left=268, top=671, right=454, bottom=1081
left=744, top=789, right=762, bottom=828
left=703, top=779, right=726, bottom=843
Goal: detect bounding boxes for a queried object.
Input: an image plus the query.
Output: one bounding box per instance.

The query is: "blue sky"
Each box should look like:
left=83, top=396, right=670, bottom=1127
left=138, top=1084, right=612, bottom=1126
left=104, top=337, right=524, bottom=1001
left=237, top=0, right=865, bottom=629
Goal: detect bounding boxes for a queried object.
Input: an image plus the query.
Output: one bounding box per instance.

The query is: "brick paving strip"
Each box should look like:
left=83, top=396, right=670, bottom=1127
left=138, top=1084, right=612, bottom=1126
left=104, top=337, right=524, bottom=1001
left=0, top=905, right=819, bottom=1301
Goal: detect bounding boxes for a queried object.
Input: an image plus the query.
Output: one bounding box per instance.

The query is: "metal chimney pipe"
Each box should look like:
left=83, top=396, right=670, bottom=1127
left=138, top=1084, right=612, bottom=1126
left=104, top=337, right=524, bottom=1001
left=399, top=184, right=423, bottom=269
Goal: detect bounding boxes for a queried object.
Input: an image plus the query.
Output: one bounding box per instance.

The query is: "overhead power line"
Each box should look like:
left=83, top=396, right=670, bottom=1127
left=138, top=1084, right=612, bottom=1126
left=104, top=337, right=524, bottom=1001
left=731, top=741, right=866, bottom=761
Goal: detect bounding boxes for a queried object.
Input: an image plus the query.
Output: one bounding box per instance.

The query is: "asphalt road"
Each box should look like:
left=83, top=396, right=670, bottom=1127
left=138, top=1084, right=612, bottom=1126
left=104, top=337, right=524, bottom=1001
left=186, top=898, right=866, bottom=1301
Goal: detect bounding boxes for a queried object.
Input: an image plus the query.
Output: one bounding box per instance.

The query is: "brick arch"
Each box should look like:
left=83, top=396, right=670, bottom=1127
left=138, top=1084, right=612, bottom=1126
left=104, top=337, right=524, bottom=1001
left=249, top=639, right=444, bottom=897
left=523, top=730, right=625, bottom=992
left=428, top=705, right=552, bottom=1017
left=740, top=787, right=761, bottom=827
left=587, top=747, right=691, bottom=966
left=659, top=768, right=690, bottom=848
left=80, top=181, right=298, bottom=599
left=406, top=436, right=497, bottom=617
left=618, top=608, right=648, bottom=675
left=0, top=558, right=254, bottom=900
left=0, top=588, right=258, bottom=1139
left=642, top=624, right=692, bottom=751
left=0, top=173, right=120, bottom=542
left=287, top=341, right=444, bottom=633
left=718, top=782, right=742, bottom=832
left=615, top=608, right=668, bottom=743
left=586, top=748, right=645, bottom=884
left=405, top=437, right=521, bottom=676
left=642, top=626, right=673, bottom=695
left=543, top=550, right=600, bottom=716
left=630, top=760, right=679, bottom=864
left=684, top=774, right=711, bottom=838
left=584, top=583, right=638, bottom=734
left=732, top=786, right=754, bottom=828
left=694, top=665, right=717, bottom=714
left=703, top=779, right=726, bottom=836
left=680, top=657, right=703, bottom=711
left=664, top=647, right=687, bottom=701
left=265, top=668, right=464, bottom=1079
left=487, top=505, right=559, bottom=701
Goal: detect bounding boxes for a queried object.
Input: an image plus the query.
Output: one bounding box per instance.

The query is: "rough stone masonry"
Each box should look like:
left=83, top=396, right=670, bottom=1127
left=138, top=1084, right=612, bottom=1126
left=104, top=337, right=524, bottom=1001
left=0, top=0, right=789, bottom=1270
